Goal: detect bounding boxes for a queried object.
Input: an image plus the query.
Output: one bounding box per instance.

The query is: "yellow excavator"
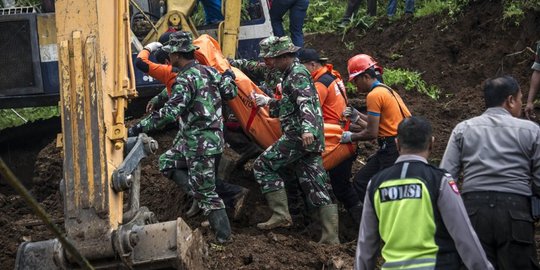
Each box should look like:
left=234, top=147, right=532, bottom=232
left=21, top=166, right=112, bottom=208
left=13, top=0, right=265, bottom=268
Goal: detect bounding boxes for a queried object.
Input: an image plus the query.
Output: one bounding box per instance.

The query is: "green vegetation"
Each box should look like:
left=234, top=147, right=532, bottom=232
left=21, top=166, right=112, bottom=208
left=415, top=0, right=455, bottom=17
left=502, top=1, right=525, bottom=26
left=303, top=0, right=346, bottom=33
left=0, top=107, right=59, bottom=130
left=383, top=68, right=441, bottom=100
left=502, top=0, right=540, bottom=26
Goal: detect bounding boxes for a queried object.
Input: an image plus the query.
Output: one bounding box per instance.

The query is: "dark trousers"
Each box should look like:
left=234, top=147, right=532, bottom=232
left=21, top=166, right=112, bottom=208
left=167, top=154, right=244, bottom=209
left=328, top=154, right=358, bottom=209
left=342, top=0, right=377, bottom=21
left=352, top=140, right=399, bottom=202
left=270, top=0, right=309, bottom=47
left=215, top=155, right=244, bottom=208
left=462, top=191, right=540, bottom=270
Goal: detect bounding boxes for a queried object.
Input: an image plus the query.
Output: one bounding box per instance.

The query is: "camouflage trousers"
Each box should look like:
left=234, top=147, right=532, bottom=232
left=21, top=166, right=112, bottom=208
left=253, top=135, right=332, bottom=207
left=159, top=148, right=225, bottom=214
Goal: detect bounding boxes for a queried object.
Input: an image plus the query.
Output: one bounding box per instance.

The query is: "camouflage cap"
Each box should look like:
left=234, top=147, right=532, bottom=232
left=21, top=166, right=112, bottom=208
left=258, top=36, right=278, bottom=58
left=266, top=36, right=300, bottom=58
left=162, top=31, right=199, bottom=53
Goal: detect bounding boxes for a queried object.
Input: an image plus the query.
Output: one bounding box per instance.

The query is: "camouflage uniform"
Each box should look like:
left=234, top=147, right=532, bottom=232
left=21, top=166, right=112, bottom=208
left=138, top=34, right=238, bottom=214
left=147, top=87, right=169, bottom=110
left=253, top=37, right=331, bottom=208
left=229, top=36, right=283, bottom=96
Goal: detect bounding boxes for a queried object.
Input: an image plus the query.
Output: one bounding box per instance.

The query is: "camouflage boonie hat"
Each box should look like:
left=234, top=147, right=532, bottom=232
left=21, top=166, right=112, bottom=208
left=258, top=36, right=278, bottom=58
left=266, top=36, right=300, bottom=58
left=162, top=31, right=199, bottom=53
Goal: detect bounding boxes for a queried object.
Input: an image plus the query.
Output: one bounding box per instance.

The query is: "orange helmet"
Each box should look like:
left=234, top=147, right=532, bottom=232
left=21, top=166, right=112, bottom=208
left=347, top=54, right=378, bottom=82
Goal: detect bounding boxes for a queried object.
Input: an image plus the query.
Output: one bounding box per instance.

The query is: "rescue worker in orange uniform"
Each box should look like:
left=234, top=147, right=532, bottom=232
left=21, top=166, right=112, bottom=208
left=298, top=48, right=363, bottom=223
left=340, top=54, right=411, bottom=224
left=298, top=48, right=348, bottom=125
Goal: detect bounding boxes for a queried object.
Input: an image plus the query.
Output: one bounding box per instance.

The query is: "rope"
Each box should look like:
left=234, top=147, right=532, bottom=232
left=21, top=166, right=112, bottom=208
left=0, top=158, right=94, bottom=270
left=10, top=109, right=27, bottom=123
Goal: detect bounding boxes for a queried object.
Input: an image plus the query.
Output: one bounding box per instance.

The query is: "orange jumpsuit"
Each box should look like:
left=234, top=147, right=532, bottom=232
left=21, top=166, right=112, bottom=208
left=311, top=64, right=348, bottom=125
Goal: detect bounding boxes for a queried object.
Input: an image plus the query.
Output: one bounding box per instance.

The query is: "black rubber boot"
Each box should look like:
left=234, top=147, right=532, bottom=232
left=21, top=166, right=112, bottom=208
left=186, top=199, right=201, bottom=218
left=171, top=169, right=191, bottom=194
left=208, top=209, right=232, bottom=244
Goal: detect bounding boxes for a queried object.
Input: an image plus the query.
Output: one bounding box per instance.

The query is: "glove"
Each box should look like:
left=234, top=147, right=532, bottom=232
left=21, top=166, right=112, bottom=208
left=254, top=93, right=271, bottom=107
left=222, top=69, right=236, bottom=80
left=128, top=123, right=143, bottom=137
left=343, top=107, right=360, bottom=123
left=340, top=131, right=353, bottom=144
left=144, top=42, right=163, bottom=53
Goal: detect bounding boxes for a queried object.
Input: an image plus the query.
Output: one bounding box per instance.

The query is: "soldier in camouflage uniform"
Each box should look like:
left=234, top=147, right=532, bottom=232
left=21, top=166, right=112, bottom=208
left=252, top=36, right=339, bottom=244
left=135, top=32, right=249, bottom=221
left=230, top=36, right=305, bottom=219
left=129, top=31, right=237, bottom=244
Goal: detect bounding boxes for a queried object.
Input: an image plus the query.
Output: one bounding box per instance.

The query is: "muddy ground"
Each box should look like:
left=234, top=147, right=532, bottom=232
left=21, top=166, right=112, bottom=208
left=1, top=1, right=540, bottom=269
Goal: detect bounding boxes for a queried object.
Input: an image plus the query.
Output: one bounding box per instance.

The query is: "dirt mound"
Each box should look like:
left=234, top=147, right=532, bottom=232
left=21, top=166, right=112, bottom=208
left=306, top=0, right=540, bottom=159
left=2, top=1, right=540, bottom=268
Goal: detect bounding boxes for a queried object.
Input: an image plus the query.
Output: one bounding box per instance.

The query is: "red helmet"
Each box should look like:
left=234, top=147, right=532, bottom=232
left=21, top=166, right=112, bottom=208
left=347, top=54, right=378, bottom=82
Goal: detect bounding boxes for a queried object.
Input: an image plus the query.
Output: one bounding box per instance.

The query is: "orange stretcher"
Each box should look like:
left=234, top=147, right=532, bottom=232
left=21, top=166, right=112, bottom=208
left=193, top=35, right=356, bottom=170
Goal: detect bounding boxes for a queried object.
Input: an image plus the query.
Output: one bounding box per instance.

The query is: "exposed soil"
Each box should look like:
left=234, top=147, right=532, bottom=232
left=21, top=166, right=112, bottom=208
left=1, top=1, right=540, bottom=269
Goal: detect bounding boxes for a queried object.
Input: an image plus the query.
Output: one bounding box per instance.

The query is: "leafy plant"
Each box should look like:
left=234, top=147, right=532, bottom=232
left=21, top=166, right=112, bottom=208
left=415, top=0, right=453, bottom=17
left=383, top=68, right=441, bottom=100
left=344, top=41, right=354, bottom=50
left=303, top=0, right=346, bottom=33
left=345, top=81, right=357, bottom=96
left=502, top=1, right=525, bottom=26
left=0, top=107, right=59, bottom=130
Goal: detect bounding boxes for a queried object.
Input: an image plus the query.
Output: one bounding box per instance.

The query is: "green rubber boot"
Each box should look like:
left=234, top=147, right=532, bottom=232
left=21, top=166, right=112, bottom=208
left=257, top=189, right=292, bottom=230
left=318, top=204, right=340, bottom=244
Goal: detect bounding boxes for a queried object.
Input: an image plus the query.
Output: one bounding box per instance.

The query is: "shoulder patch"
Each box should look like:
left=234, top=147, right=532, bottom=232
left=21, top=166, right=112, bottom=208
left=317, top=73, right=335, bottom=88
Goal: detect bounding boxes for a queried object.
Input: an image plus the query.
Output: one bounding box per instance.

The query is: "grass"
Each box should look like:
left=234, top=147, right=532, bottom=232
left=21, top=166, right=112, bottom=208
left=0, top=107, right=59, bottom=130
left=383, top=68, right=441, bottom=100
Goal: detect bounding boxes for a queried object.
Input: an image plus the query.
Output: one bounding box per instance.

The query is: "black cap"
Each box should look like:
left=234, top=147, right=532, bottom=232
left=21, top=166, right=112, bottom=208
left=158, top=31, right=175, bottom=44
left=298, top=48, right=328, bottom=63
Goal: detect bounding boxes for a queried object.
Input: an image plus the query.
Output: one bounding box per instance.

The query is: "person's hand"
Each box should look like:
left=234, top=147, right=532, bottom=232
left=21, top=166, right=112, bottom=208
left=340, top=131, right=353, bottom=144
left=144, top=42, right=163, bottom=53
left=128, top=124, right=143, bottom=137
left=302, top=132, right=314, bottom=148
left=254, top=93, right=271, bottom=107
left=342, top=107, right=360, bottom=123
left=222, top=69, right=236, bottom=80
left=525, top=102, right=536, bottom=120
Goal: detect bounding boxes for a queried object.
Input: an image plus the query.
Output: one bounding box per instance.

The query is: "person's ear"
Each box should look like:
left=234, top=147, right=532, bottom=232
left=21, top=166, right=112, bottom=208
left=428, top=136, right=434, bottom=152
left=506, top=95, right=514, bottom=107
left=396, top=138, right=401, bottom=153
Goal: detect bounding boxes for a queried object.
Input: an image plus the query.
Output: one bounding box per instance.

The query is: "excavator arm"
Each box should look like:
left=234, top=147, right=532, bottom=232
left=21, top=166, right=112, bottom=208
left=15, top=1, right=204, bottom=269
left=141, top=0, right=241, bottom=58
